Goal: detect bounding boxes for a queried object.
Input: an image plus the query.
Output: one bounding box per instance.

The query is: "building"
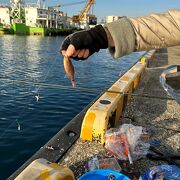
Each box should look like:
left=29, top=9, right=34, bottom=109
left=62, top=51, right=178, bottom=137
left=105, top=16, right=122, bottom=23
left=25, top=6, right=67, bottom=28
left=0, top=1, right=68, bottom=29
left=0, top=6, right=11, bottom=27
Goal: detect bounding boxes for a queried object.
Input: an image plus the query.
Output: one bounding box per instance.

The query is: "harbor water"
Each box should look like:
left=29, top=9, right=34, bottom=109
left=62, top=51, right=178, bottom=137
left=0, top=35, right=144, bottom=179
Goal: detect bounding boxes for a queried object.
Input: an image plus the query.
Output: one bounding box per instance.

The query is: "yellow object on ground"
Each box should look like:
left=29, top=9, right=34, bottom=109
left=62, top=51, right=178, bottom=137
left=15, top=158, right=75, bottom=180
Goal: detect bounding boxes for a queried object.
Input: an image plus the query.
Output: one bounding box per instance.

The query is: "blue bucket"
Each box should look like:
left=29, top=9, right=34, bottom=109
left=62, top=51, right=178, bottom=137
left=78, top=169, right=131, bottom=180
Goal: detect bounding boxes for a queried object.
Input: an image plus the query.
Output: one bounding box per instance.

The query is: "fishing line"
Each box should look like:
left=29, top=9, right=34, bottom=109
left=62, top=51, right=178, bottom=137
left=0, top=78, right=174, bottom=100
left=0, top=53, right=60, bottom=139
left=0, top=79, right=36, bottom=138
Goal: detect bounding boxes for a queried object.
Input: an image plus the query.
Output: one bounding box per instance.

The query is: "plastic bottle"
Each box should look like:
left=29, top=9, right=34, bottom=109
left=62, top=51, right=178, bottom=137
left=88, top=156, right=99, bottom=171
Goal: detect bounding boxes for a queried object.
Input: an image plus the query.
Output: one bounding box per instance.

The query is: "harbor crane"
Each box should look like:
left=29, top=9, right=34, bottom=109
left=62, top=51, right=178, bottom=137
left=72, top=0, right=96, bottom=25
left=50, top=1, right=86, bottom=8
left=50, top=0, right=97, bottom=27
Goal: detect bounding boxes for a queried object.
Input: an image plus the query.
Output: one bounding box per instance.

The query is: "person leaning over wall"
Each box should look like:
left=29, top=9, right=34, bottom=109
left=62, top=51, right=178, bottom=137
left=60, top=9, right=180, bottom=60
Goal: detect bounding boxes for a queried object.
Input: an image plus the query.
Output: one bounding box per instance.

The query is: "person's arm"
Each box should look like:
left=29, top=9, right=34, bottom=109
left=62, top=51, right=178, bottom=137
left=104, top=18, right=135, bottom=58
left=130, top=9, right=180, bottom=52
left=60, top=9, right=180, bottom=60
left=105, top=9, right=180, bottom=58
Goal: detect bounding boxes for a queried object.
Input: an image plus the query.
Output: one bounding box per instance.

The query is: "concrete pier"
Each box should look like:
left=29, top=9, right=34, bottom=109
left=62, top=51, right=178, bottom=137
left=9, top=47, right=180, bottom=179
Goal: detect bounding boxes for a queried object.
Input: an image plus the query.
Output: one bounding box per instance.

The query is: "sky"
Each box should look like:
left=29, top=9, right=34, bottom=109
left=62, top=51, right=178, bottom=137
left=1, top=0, right=180, bottom=21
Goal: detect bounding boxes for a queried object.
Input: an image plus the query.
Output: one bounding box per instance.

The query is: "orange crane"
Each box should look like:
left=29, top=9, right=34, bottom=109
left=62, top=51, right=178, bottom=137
left=73, top=0, right=97, bottom=25
left=79, top=0, right=95, bottom=20
left=50, top=0, right=97, bottom=26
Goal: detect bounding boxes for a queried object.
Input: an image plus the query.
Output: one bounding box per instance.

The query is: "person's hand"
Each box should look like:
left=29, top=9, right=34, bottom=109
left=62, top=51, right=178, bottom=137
left=60, top=25, right=108, bottom=60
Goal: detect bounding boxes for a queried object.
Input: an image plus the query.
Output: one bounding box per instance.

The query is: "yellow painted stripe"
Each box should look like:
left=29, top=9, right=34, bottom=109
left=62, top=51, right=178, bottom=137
left=140, top=57, right=146, bottom=62
left=40, top=169, right=50, bottom=180
left=81, top=112, right=96, bottom=141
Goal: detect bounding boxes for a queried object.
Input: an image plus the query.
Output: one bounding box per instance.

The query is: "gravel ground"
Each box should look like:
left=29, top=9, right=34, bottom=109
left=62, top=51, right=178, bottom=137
left=60, top=47, right=180, bottom=179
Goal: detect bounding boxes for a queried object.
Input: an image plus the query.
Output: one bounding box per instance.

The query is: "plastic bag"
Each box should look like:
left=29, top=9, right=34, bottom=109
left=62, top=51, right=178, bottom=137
left=120, top=124, right=143, bottom=151
left=105, top=128, right=127, bottom=160
left=87, top=157, right=122, bottom=172
left=105, top=124, right=150, bottom=162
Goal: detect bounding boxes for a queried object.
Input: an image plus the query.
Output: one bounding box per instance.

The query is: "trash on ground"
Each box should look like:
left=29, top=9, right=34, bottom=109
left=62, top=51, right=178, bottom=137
left=87, top=157, right=122, bottom=172
left=87, top=156, right=99, bottom=171
left=105, top=124, right=150, bottom=163
left=139, top=165, right=180, bottom=180
left=99, top=158, right=122, bottom=172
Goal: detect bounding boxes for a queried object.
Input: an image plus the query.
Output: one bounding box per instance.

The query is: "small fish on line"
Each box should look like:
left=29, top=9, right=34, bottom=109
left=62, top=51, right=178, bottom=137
left=35, top=95, right=40, bottom=102
left=16, top=120, right=21, bottom=131
left=63, top=56, right=76, bottom=88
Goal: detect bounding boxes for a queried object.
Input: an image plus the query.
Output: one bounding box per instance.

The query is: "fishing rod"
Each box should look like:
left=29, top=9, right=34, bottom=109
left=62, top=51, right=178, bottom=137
left=0, top=77, right=173, bottom=100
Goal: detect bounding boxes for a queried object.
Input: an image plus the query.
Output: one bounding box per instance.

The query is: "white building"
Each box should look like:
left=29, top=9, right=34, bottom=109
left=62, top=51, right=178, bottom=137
left=25, top=6, right=67, bottom=28
left=106, top=16, right=122, bottom=23
left=0, top=6, right=11, bottom=26
left=0, top=3, right=68, bottom=29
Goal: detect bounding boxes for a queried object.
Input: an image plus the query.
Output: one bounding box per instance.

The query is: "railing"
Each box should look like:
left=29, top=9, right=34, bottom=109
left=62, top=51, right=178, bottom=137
left=37, top=14, right=48, bottom=19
